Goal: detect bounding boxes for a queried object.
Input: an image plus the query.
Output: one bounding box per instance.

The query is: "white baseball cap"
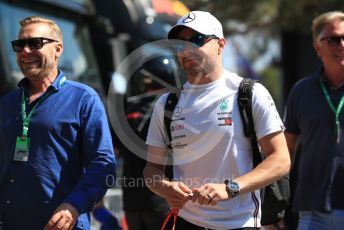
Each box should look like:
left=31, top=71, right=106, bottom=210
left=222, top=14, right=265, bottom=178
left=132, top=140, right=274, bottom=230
left=168, top=11, right=224, bottom=39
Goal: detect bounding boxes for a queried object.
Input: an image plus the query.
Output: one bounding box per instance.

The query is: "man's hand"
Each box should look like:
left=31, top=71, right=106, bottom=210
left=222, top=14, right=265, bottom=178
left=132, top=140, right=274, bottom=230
left=43, top=202, right=79, bottom=230
left=191, top=183, right=229, bottom=206
left=163, top=181, right=193, bottom=209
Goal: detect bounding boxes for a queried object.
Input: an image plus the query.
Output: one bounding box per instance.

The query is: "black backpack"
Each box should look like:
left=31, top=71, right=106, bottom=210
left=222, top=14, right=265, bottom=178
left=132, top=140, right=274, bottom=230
left=237, top=78, right=290, bottom=225
left=163, top=78, right=290, bottom=225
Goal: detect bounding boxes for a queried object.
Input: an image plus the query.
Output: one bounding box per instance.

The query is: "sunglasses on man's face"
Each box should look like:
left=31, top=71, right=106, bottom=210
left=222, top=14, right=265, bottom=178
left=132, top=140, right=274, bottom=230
left=11, top=37, right=58, bottom=52
left=176, top=33, right=219, bottom=51
left=320, top=36, right=344, bottom=47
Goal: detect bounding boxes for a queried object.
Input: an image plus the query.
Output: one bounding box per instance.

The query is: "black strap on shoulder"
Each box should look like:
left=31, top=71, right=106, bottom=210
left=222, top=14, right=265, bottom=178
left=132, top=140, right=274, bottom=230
left=164, top=93, right=179, bottom=149
left=238, top=78, right=262, bottom=167
left=163, top=92, right=179, bottom=180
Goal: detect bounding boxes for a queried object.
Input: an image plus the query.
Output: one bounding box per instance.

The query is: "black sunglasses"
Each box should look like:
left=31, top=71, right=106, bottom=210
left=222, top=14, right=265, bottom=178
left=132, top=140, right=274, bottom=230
left=176, top=33, right=219, bottom=51
left=320, top=36, right=344, bottom=47
left=11, top=37, right=58, bottom=52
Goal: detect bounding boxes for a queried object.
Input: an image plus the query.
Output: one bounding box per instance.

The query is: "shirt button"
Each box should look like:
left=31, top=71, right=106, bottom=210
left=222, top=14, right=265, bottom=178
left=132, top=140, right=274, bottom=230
left=6, top=200, right=10, bottom=204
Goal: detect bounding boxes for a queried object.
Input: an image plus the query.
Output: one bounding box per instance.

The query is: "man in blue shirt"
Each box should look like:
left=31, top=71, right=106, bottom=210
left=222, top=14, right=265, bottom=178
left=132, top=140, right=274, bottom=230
left=284, top=11, right=344, bottom=230
left=0, top=16, right=116, bottom=230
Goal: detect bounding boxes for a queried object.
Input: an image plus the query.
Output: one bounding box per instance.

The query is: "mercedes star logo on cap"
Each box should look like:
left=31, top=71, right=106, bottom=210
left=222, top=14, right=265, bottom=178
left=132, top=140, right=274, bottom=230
left=183, top=12, right=195, bottom=23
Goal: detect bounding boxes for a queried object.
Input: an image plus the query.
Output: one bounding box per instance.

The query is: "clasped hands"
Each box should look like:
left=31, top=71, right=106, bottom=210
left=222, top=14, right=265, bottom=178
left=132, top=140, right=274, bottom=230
left=163, top=181, right=229, bottom=209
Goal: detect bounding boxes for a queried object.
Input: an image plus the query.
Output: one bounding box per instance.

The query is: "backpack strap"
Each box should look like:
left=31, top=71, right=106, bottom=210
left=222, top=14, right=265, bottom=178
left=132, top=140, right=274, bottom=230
left=164, top=93, right=179, bottom=149
left=237, top=78, right=262, bottom=167
left=163, top=92, right=179, bottom=180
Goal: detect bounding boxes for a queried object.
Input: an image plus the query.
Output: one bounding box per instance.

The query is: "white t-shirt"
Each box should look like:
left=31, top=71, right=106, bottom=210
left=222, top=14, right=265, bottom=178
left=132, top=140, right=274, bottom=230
left=146, top=70, right=284, bottom=229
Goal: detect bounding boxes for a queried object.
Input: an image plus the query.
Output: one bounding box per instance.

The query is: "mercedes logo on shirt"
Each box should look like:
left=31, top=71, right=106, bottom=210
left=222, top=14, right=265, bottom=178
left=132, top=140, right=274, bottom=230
left=173, top=106, right=182, bottom=118
left=183, top=12, right=196, bottom=23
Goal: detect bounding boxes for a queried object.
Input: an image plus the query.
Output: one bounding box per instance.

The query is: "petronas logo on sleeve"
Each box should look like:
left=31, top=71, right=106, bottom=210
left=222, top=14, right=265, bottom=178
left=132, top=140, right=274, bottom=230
left=220, top=99, right=228, bottom=111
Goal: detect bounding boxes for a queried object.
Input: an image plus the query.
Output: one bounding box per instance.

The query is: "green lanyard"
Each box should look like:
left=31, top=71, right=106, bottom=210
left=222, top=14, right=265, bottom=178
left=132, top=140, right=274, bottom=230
left=21, top=90, right=54, bottom=137
left=20, top=76, right=66, bottom=137
left=319, top=79, right=344, bottom=143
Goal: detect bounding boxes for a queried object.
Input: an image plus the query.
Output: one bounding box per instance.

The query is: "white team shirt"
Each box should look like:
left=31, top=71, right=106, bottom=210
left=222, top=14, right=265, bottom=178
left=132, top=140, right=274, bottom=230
left=146, top=70, right=284, bottom=229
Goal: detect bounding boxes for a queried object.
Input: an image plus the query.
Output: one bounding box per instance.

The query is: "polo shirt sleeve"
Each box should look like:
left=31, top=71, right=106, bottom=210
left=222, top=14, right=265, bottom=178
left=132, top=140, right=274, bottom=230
left=64, top=93, right=116, bottom=214
left=251, top=83, right=285, bottom=140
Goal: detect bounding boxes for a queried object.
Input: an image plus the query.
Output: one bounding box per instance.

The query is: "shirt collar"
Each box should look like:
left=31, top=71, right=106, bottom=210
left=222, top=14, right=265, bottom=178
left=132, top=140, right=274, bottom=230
left=17, top=77, right=30, bottom=91
left=51, top=70, right=67, bottom=90
left=318, top=67, right=331, bottom=87
left=318, top=67, right=344, bottom=90
left=17, top=70, right=67, bottom=91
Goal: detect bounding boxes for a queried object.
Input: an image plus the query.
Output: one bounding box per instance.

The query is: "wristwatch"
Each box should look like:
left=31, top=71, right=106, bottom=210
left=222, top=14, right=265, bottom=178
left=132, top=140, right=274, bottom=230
left=224, top=179, right=240, bottom=198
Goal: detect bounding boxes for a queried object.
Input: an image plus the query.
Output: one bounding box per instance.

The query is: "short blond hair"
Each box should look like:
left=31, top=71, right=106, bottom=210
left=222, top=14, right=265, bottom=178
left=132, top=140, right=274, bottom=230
left=311, top=11, right=344, bottom=41
left=19, top=16, right=63, bottom=42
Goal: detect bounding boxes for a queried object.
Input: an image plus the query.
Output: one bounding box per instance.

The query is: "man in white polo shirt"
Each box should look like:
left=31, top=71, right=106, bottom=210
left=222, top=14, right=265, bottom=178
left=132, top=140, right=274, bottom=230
left=143, top=11, right=290, bottom=230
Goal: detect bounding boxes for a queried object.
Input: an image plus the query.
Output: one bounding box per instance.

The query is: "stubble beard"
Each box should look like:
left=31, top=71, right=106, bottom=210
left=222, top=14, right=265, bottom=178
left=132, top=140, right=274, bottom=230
left=21, top=57, right=56, bottom=82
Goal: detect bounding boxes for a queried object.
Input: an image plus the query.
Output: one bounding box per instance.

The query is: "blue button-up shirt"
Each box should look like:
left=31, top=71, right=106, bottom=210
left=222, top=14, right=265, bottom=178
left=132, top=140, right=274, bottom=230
left=0, top=71, right=116, bottom=230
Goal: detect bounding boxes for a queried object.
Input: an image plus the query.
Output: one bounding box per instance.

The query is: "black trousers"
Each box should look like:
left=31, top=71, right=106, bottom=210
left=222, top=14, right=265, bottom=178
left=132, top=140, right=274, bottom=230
left=175, top=217, right=260, bottom=230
